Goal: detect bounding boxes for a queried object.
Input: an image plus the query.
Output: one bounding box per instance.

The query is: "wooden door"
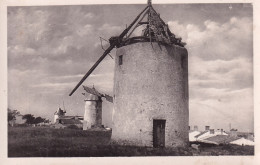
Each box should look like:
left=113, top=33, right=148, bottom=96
left=153, top=120, right=166, bottom=148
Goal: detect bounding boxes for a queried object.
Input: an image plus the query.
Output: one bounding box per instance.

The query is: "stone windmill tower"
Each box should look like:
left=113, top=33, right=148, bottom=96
left=70, top=0, right=189, bottom=148
left=82, top=85, right=113, bottom=130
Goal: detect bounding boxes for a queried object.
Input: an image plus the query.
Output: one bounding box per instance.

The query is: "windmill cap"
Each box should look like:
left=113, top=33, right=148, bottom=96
left=84, top=93, right=100, bottom=101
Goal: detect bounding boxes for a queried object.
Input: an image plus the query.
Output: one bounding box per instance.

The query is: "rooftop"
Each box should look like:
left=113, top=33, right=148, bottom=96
left=58, top=118, right=82, bottom=125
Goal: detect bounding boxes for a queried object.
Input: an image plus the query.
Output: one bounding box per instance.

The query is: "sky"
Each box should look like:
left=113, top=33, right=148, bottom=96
left=7, top=3, right=253, bottom=132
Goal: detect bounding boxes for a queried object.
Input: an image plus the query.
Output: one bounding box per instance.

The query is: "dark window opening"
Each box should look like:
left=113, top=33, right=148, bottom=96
left=153, top=119, right=166, bottom=148
left=119, top=55, right=123, bottom=65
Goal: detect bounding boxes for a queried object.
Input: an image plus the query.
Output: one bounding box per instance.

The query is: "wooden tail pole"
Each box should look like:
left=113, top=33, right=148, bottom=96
left=69, top=6, right=149, bottom=96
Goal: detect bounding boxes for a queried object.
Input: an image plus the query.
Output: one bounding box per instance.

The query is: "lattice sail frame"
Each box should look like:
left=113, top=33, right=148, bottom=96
left=118, top=3, right=186, bottom=47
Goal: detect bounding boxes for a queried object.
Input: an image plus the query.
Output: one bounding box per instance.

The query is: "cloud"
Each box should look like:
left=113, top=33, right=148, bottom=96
left=98, top=23, right=124, bottom=38
left=189, top=57, right=253, bottom=91
left=8, top=8, right=50, bottom=48
left=168, top=17, right=253, bottom=104
left=7, top=5, right=253, bottom=131
left=32, top=82, right=75, bottom=88
left=168, top=17, right=253, bottom=131
left=190, top=87, right=253, bottom=131
left=50, top=74, right=85, bottom=80
left=84, top=12, right=94, bottom=19
left=76, top=24, right=93, bottom=36
left=168, top=16, right=253, bottom=61
left=8, top=45, right=36, bottom=57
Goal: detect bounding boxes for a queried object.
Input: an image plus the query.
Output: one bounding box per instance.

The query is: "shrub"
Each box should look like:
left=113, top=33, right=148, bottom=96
left=66, top=125, right=80, bottom=130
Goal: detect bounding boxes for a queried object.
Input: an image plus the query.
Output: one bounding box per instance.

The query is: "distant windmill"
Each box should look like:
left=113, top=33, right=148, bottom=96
left=54, top=107, right=66, bottom=123
left=82, top=85, right=113, bottom=130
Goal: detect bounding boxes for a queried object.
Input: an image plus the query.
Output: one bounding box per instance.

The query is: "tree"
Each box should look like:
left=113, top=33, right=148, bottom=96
left=44, top=119, right=50, bottom=123
left=8, top=108, right=20, bottom=122
left=34, top=117, right=45, bottom=124
left=22, top=114, right=35, bottom=124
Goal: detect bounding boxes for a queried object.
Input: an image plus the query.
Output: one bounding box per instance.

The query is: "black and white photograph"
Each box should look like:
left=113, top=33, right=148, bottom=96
left=1, top=0, right=259, bottom=163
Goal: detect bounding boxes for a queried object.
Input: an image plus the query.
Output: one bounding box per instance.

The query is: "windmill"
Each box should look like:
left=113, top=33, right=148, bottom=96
left=82, top=85, right=113, bottom=130
left=69, top=0, right=185, bottom=97
left=54, top=107, right=66, bottom=123
left=69, top=0, right=189, bottom=148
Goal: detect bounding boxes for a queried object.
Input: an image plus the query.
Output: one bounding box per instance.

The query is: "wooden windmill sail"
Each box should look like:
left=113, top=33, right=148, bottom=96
left=82, top=85, right=113, bottom=103
left=69, top=0, right=185, bottom=96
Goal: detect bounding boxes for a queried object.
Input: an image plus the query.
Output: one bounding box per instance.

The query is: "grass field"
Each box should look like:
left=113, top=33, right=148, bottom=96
left=8, top=126, right=254, bottom=157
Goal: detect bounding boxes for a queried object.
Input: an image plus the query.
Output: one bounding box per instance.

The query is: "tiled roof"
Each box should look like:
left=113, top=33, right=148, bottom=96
left=194, top=131, right=208, bottom=138
left=204, top=135, right=240, bottom=144
left=59, top=119, right=82, bottom=124
left=58, top=116, right=74, bottom=119
left=230, top=137, right=254, bottom=145
left=59, top=116, right=83, bottom=120
left=197, top=139, right=218, bottom=145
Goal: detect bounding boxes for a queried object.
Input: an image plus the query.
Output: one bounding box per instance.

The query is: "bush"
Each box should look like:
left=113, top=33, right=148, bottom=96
left=66, top=125, right=80, bottom=130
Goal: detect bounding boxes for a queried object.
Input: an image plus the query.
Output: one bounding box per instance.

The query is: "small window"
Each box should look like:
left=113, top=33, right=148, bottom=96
left=119, top=55, right=123, bottom=65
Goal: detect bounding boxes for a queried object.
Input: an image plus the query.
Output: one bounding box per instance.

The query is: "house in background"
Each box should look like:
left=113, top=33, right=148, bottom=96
left=189, top=126, right=254, bottom=146
left=53, top=108, right=83, bottom=129
left=9, top=114, right=26, bottom=126
left=230, top=137, right=254, bottom=146
left=14, top=114, right=26, bottom=124
left=54, top=118, right=83, bottom=129
left=195, top=126, right=228, bottom=142
left=201, top=135, right=239, bottom=145
left=227, top=128, right=254, bottom=146
left=189, top=125, right=201, bottom=142
left=202, top=134, right=254, bottom=146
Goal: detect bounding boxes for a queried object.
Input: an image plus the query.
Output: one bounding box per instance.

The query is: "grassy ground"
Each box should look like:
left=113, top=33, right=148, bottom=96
left=8, top=126, right=254, bottom=157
